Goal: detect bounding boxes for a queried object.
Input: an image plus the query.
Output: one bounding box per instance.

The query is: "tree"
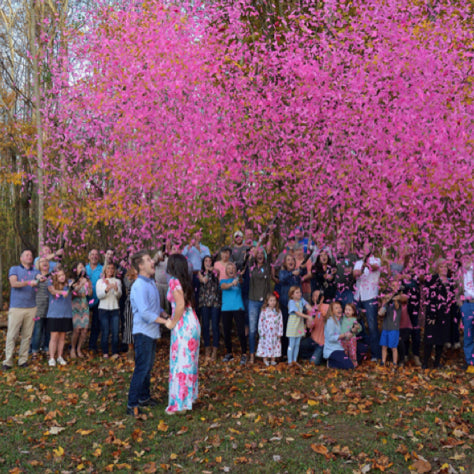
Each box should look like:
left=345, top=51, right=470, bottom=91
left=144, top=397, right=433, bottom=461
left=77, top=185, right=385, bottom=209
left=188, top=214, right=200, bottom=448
left=43, top=0, right=473, bottom=264
left=0, top=0, right=73, bottom=256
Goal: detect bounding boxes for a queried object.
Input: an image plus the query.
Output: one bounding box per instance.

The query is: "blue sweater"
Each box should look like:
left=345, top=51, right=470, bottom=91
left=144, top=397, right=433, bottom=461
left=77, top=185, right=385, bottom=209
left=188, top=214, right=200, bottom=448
left=131, top=275, right=162, bottom=339
left=323, top=317, right=344, bottom=359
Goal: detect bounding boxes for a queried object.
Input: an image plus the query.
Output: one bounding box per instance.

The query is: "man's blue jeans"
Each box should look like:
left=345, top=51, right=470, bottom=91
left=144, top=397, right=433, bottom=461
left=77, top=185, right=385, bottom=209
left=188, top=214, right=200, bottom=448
left=31, top=318, right=50, bottom=353
left=358, top=298, right=380, bottom=359
left=336, top=289, right=354, bottom=308
left=461, top=302, right=474, bottom=366
left=128, top=333, right=157, bottom=407
left=99, top=309, right=120, bottom=355
left=248, top=300, right=263, bottom=354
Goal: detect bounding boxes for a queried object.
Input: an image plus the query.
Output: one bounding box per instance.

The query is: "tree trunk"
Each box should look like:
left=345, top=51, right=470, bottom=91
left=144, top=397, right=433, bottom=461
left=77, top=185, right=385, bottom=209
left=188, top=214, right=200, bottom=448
left=29, top=0, right=44, bottom=253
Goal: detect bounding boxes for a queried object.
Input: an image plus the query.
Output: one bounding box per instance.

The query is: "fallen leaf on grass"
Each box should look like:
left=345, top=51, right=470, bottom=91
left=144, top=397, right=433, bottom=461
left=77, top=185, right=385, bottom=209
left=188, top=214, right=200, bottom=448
left=131, top=428, right=143, bottom=442
left=76, top=429, right=94, bottom=436
left=331, top=445, right=352, bottom=457
left=48, top=426, right=65, bottom=435
left=142, top=463, right=157, bottom=473
left=157, top=420, right=168, bottom=432
left=53, top=446, right=64, bottom=459
left=311, top=444, right=332, bottom=459
left=291, top=391, right=303, bottom=400
left=177, top=426, right=188, bottom=435
left=441, top=437, right=464, bottom=448
left=115, top=464, right=131, bottom=470
left=412, top=459, right=432, bottom=473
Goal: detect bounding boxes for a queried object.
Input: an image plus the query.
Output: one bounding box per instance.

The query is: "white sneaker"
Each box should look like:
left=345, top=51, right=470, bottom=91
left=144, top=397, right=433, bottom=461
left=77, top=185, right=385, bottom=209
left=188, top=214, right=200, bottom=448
left=57, top=356, right=67, bottom=366
left=48, top=358, right=56, bottom=367
left=453, top=342, right=461, bottom=350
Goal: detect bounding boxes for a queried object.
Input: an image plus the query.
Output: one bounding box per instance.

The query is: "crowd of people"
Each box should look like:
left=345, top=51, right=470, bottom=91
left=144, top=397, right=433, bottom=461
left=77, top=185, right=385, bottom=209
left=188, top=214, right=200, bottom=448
left=2, top=227, right=474, bottom=416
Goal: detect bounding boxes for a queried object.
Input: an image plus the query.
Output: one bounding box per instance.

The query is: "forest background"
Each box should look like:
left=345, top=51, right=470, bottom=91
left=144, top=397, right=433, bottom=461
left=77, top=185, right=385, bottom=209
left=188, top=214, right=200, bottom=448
left=0, top=0, right=473, bottom=306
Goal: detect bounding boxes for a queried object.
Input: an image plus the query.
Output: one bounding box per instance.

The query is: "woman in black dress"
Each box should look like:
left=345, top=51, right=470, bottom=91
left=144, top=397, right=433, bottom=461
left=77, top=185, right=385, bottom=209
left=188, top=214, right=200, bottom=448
left=422, top=259, right=457, bottom=369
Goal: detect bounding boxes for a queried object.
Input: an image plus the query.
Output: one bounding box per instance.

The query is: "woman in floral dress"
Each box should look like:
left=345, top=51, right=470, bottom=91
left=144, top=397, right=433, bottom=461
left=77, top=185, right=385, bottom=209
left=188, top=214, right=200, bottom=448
left=159, top=254, right=201, bottom=414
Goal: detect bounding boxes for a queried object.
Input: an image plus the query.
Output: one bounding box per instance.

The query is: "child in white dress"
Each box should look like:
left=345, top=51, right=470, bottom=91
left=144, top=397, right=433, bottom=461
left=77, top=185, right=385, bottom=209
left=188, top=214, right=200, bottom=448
left=257, top=294, right=283, bottom=366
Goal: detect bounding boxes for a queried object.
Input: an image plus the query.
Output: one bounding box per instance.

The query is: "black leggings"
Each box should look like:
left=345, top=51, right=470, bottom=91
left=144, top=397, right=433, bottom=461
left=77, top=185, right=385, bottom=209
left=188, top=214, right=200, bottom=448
left=221, top=310, right=247, bottom=355
left=423, top=344, right=443, bottom=368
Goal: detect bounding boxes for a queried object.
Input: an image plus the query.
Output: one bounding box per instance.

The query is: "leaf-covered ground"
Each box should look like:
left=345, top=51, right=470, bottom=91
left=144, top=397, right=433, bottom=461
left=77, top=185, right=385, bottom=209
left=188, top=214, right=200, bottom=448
left=0, top=329, right=472, bottom=474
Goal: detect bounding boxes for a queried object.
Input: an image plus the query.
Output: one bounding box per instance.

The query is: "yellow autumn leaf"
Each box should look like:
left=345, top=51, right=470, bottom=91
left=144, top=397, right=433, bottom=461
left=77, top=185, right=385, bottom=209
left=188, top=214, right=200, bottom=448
left=76, top=429, right=94, bottom=436
left=53, top=446, right=64, bottom=458
left=157, top=420, right=168, bottom=432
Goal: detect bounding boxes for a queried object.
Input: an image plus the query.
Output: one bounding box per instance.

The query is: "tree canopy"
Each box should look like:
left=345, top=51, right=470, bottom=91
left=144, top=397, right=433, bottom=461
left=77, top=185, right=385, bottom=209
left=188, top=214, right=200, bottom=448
left=41, top=0, right=473, bottom=262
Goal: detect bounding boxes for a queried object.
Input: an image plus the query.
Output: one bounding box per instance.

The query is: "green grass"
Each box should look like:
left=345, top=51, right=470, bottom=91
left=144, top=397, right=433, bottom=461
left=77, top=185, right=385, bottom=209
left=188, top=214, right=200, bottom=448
left=0, top=332, right=473, bottom=473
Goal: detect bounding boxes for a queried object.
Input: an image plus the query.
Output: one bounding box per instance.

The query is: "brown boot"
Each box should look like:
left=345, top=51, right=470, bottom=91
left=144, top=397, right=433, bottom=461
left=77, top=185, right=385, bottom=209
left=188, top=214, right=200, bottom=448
left=211, top=347, right=218, bottom=361
left=204, top=347, right=211, bottom=362
left=413, top=355, right=422, bottom=367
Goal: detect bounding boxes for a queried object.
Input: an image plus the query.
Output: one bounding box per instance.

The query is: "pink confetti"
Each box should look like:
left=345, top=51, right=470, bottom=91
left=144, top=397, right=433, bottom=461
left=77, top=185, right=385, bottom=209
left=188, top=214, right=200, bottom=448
left=30, top=0, right=473, bottom=266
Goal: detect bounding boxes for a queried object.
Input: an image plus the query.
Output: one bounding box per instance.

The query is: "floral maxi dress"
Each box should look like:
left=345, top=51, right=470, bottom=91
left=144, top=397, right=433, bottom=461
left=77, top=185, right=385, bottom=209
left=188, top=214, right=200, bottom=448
left=166, top=277, right=201, bottom=413
left=71, top=282, right=90, bottom=329
left=256, top=308, right=283, bottom=358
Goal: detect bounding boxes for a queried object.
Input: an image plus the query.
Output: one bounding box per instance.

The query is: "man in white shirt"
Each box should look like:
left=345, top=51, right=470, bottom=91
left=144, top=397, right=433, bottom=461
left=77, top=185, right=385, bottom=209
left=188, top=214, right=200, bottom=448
left=353, top=240, right=382, bottom=360
left=461, top=253, right=474, bottom=373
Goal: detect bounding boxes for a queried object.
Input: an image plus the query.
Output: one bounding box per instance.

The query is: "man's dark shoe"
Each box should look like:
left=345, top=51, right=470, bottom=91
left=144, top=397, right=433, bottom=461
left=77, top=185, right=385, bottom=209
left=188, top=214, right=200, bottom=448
left=127, top=406, right=143, bottom=417
left=138, top=398, right=159, bottom=407
left=2, top=364, right=12, bottom=371
left=18, top=362, right=28, bottom=368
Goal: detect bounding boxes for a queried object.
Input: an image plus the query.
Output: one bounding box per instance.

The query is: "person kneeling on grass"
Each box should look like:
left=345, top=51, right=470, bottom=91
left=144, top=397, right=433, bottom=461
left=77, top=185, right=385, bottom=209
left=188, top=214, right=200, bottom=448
left=323, top=301, right=354, bottom=370
left=378, top=277, right=407, bottom=368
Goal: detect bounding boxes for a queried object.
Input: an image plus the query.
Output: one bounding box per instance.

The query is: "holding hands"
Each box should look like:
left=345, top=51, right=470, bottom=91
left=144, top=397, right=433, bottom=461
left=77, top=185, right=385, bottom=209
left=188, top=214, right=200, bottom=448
left=156, top=311, right=173, bottom=328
